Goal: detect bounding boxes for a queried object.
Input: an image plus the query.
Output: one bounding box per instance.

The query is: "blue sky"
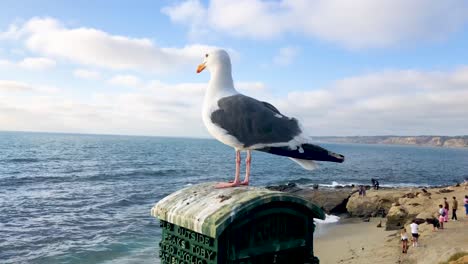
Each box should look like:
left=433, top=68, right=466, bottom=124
left=1, top=0, right=467, bottom=137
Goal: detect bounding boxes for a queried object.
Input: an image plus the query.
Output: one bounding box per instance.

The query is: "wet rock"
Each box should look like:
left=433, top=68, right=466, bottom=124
left=439, top=189, right=454, bottom=193
left=295, top=188, right=351, bottom=214
left=266, top=183, right=301, bottom=192
left=402, top=192, right=418, bottom=198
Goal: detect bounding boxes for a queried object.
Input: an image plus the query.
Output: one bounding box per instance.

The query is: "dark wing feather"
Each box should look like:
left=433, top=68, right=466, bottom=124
left=261, top=101, right=281, bottom=114
left=210, top=94, right=302, bottom=147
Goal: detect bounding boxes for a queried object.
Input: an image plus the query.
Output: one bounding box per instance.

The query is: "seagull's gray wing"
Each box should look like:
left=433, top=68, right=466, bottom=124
left=210, top=94, right=302, bottom=147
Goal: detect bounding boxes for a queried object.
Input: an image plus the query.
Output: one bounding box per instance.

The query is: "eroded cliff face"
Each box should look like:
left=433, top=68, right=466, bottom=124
left=443, top=138, right=467, bottom=147
left=310, top=136, right=468, bottom=148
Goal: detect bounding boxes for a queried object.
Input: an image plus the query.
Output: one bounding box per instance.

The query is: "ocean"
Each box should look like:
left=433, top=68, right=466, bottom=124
left=1, top=132, right=467, bottom=263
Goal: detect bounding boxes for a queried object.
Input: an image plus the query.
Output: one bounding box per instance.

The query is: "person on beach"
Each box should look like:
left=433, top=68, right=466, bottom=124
left=443, top=197, right=449, bottom=222
left=464, top=195, right=468, bottom=218
left=425, top=218, right=440, bottom=232
left=438, top=204, right=445, bottom=229
left=452, top=196, right=458, bottom=221
left=371, top=178, right=380, bottom=190
left=410, top=220, right=419, bottom=247
left=400, top=227, right=409, bottom=253
left=358, top=185, right=366, bottom=197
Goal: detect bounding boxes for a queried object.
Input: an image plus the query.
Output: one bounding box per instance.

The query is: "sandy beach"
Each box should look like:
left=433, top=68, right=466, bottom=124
left=313, top=185, right=468, bottom=264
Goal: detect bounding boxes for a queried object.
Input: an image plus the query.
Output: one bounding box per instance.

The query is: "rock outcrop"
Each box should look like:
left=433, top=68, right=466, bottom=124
left=346, top=189, right=402, bottom=218
left=267, top=183, right=353, bottom=214
left=268, top=183, right=462, bottom=232
left=386, top=205, right=408, bottom=230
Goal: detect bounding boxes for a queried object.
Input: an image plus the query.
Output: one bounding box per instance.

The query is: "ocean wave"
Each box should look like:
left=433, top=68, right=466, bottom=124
left=315, top=214, right=340, bottom=224
left=287, top=177, right=314, bottom=185
left=84, top=169, right=187, bottom=182
left=1, top=175, right=70, bottom=186
left=3, top=158, right=40, bottom=163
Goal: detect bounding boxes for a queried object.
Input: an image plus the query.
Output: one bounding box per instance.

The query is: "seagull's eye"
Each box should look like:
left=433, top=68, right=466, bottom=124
left=205, top=54, right=209, bottom=58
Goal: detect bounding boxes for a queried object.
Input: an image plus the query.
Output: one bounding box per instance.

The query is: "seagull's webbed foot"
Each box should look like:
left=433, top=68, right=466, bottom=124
left=215, top=181, right=241, bottom=188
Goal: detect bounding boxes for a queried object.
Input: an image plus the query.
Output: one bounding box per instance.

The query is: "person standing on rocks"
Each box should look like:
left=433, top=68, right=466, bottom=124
left=451, top=196, right=458, bottom=221
left=443, top=197, right=449, bottom=222
left=425, top=218, right=440, bottom=232
left=410, top=220, right=419, bottom=247
left=371, top=178, right=380, bottom=190
left=358, top=185, right=366, bottom=197
left=438, top=204, right=445, bottom=229
left=464, top=195, right=468, bottom=218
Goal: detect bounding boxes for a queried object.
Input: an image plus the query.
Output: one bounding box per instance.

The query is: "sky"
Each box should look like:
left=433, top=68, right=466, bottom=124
left=0, top=0, right=467, bottom=137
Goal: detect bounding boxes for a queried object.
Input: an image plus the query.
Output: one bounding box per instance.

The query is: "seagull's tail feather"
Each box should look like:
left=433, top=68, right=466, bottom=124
left=256, top=143, right=345, bottom=163
left=289, top=158, right=318, bottom=170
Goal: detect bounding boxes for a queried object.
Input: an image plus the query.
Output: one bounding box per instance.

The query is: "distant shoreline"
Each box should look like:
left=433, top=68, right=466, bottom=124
left=1, top=130, right=467, bottom=148
left=310, top=135, right=468, bottom=148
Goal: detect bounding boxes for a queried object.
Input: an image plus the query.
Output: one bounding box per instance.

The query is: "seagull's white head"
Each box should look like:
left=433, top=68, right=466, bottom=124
left=196, top=49, right=231, bottom=74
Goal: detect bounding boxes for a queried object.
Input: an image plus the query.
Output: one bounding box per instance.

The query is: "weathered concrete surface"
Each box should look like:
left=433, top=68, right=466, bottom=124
left=152, top=182, right=325, bottom=238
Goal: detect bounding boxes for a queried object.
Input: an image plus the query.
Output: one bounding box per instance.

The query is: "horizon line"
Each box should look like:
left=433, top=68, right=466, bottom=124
left=1, top=130, right=466, bottom=139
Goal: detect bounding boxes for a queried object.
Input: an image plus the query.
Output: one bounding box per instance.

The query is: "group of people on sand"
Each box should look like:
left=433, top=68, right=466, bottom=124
left=400, top=194, right=468, bottom=254
left=429, top=196, right=458, bottom=231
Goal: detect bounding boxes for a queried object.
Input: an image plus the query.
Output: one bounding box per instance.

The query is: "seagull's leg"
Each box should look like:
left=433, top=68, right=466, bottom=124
left=215, top=150, right=241, bottom=188
left=241, top=150, right=251, bottom=186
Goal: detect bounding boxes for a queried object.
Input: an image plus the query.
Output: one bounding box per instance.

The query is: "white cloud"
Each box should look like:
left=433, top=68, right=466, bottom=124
left=108, top=75, right=142, bottom=88
left=17, top=57, right=56, bottom=70
left=73, top=69, right=101, bottom=80
left=161, top=0, right=209, bottom=39
left=273, top=46, right=299, bottom=66
left=0, top=59, right=11, bottom=67
left=0, top=80, right=34, bottom=92
left=0, top=57, right=56, bottom=71
left=4, top=17, right=224, bottom=73
left=0, top=79, right=268, bottom=136
left=162, top=0, right=206, bottom=25
left=0, top=23, right=23, bottom=40
left=0, top=80, right=58, bottom=93
left=163, top=0, right=468, bottom=48
left=277, top=68, right=468, bottom=136
left=0, top=67, right=466, bottom=137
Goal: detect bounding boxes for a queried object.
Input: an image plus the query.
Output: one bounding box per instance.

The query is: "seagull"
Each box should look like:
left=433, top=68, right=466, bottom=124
left=197, top=49, right=344, bottom=188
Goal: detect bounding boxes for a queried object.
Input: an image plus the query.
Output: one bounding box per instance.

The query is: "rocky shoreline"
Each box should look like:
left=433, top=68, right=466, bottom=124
left=309, top=135, right=468, bottom=148
left=267, top=182, right=466, bottom=230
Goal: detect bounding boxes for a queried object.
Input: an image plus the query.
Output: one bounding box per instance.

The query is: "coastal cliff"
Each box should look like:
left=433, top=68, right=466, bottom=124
left=310, top=135, right=468, bottom=148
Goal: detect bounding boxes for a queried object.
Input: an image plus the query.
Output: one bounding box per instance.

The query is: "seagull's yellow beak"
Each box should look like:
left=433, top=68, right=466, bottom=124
left=196, top=62, right=206, bottom=73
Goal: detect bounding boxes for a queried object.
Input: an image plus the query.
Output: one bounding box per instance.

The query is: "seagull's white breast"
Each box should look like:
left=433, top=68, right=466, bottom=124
left=202, top=93, right=245, bottom=150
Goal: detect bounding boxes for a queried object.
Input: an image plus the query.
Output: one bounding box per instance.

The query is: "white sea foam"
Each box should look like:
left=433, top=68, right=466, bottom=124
left=314, top=214, right=340, bottom=224
left=307, top=181, right=432, bottom=189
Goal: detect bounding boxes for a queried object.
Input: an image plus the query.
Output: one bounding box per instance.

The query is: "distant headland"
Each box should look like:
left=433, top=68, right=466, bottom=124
left=310, top=135, right=468, bottom=148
